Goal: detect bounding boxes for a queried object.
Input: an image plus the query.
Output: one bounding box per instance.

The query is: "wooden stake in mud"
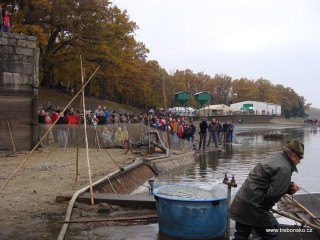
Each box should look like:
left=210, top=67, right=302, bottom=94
left=80, top=57, right=95, bottom=205
left=75, top=101, right=83, bottom=183
left=7, top=120, right=16, bottom=153
left=0, top=65, right=100, bottom=193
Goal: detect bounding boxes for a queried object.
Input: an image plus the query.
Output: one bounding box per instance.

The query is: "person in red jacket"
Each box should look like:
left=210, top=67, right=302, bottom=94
left=65, top=108, right=79, bottom=146
left=51, top=109, right=60, bottom=144
left=3, top=10, right=11, bottom=32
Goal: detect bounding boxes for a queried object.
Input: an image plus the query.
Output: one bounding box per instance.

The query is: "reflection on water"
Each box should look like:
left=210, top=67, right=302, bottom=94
left=156, top=126, right=320, bottom=193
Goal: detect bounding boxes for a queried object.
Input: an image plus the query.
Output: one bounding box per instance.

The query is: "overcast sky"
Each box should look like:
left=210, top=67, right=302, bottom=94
left=115, top=0, right=320, bottom=109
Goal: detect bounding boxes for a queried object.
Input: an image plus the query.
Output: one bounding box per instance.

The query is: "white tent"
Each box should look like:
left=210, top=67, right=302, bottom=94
left=198, top=104, right=234, bottom=116
left=169, top=107, right=196, bottom=116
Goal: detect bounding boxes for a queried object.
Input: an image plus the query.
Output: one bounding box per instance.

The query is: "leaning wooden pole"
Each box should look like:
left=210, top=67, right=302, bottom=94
left=80, top=57, right=94, bottom=205
left=285, top=194, right=318, bottom=220
left=0, top=65, right=100, bottom=193
left=7, top=120, right=16, bottom=153
left=271, top=208, right=320, bottom=232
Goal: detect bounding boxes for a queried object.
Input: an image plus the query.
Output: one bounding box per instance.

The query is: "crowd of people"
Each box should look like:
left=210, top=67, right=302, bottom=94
left=0, top=4, right=11, bottom=32
left=38, top=104, right=236, bottom=151
left=304, top=118, right=318, bottom=125
left=38, top=105, right=133, bottom=148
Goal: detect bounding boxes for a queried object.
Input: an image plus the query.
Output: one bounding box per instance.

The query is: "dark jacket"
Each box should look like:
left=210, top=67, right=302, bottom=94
left=229, top=151, right=297, bottom=227
left=199, top=121, right=208, bottom=134
left=208, top=122, right=218, bottom=132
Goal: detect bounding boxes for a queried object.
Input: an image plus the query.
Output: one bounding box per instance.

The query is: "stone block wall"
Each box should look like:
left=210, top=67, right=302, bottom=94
left=0, top=32, right=39, bottom=151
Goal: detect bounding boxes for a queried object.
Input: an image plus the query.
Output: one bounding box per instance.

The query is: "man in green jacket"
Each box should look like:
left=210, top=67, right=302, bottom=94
left=229, top=139, right=304, bottom=239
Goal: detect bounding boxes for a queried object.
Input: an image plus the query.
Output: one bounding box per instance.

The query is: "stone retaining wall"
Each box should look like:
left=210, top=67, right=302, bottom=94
left=0, top=33, right=39, bottom=150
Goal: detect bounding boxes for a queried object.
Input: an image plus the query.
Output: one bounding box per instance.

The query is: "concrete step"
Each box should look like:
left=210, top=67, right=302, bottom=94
left=57, top=193, right=156, bottom=209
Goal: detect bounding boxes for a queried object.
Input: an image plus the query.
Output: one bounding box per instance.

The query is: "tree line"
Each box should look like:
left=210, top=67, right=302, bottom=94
left=5, top=0, right=307, bottom=118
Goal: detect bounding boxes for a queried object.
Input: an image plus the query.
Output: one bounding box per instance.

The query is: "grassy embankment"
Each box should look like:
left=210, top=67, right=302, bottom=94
left=38, top=88, right=144, bottom=113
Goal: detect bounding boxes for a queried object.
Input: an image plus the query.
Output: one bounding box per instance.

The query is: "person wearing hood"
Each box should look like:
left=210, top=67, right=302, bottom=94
left=229, top=139, right=304, bottom=239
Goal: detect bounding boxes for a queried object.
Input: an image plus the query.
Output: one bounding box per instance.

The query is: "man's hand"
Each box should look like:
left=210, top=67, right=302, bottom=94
left=289, top=182, right=300, bottom=194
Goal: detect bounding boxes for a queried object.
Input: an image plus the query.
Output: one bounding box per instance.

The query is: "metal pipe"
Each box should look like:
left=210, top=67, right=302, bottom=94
left=223, top=174, right=237, bottom=240
left=120, top=159, right=144, bottom=172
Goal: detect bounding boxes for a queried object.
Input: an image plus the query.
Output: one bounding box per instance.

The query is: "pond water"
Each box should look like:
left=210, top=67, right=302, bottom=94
left=155, top=125, right=320, bottom=194
left=153, top=184, right=227, bottom=200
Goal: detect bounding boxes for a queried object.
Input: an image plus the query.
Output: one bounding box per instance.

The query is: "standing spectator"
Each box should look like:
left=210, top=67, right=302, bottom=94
left=2, top=10, right=10, bottom=32
left=97, top=111, right=106, bottom=125
left=65, top=107, right=78, bottom=145
left=207, top=118, right=218, bottom=147
left=51, top=109, right=60, bottom=145
left=221, top=121, right=228, bottom=144
left=177, top=122, right=185, bottom=139
left=170, top=118, right=179, bottom=134
left=102, top=106, right=110, bottom=119
left=189, top=118, right=196, bottom=143
left=94, top=105, right=102, bottom=116
left=198, top=118, right=208, bottom=151
left=57, top=112, right=67, bottom=148
left=217, top=120, right=222, bottom=141
left=158, top=117, right=165, bottom=130
left=184, top=123, right=192, bottom=143
left=226, top=120, right=234, bottom=143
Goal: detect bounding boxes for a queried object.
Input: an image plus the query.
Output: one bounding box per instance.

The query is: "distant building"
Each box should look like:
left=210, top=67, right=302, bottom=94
left=197, top=104, right=234, bottom=116
left=230, top=101, right=281, bottom=116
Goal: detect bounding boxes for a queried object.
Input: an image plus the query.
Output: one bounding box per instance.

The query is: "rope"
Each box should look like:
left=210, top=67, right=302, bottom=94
left=299, top=187, right=320, bottom=202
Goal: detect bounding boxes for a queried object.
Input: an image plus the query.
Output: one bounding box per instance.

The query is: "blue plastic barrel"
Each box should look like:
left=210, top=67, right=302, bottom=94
left=153, top=184, right=227, bottom=239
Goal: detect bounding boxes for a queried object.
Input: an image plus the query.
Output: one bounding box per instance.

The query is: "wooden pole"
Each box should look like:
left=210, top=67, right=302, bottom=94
left=0, top=65, right=100, bottom=193
left=59, top=215, right=158, bottom=224
left=80, top=57, right=95, bottom=205
left=271, top=208, right=320, bottom=231
left=75, top=84, right=83, bottom=183
left=7, top=120, right=16, bottom=152
left=285, top=194, right=318, bottom=220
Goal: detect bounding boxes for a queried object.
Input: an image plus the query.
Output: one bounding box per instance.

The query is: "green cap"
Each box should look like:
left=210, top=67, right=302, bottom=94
left=287, top=139, right=304, bottom=159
